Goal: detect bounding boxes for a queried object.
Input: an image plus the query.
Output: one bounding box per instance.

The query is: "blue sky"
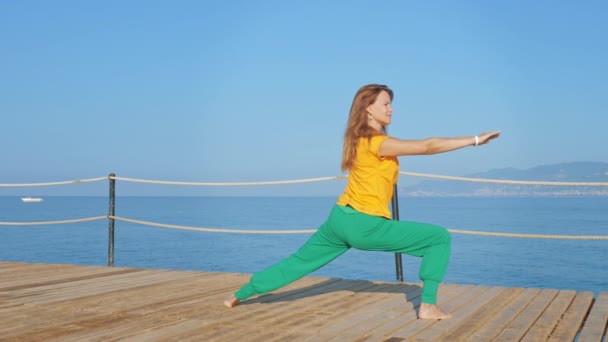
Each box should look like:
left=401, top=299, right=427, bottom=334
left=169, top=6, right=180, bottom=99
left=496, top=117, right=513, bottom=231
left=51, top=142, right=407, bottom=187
left=1, top=1, right=607, bottom=196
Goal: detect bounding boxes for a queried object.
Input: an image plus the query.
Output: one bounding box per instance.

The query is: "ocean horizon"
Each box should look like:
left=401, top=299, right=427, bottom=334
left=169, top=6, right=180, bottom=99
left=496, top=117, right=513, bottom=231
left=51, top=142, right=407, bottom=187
left=1, top=195, right=606, bottom=297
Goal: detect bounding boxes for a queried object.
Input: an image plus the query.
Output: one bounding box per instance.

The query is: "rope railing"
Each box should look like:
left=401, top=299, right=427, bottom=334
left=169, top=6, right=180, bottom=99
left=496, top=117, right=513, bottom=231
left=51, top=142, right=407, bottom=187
left=1, top=172, right=607, bottom=269
left=109, top=175, right=348, bottom=186
left=110, top=216, right=318, bottom=234
left=3, top=215, right=607, bottom=240
left=0, top=216, right=107, bottom=226
left=0, top=176, right=108, bottom=187
left=108, top=173, right=608, bottom=187
left=1, top=173, right=607, bottom=187
left=447, top=229, right=608, bottom=240
left=398, top=171, right=608, bottom=186
left=109, top=216, right=607, bottom=240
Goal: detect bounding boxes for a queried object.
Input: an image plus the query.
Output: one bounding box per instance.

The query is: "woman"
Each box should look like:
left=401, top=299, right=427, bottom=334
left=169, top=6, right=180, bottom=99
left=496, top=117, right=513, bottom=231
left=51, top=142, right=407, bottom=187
left=224, top=84, right=500, bottom=320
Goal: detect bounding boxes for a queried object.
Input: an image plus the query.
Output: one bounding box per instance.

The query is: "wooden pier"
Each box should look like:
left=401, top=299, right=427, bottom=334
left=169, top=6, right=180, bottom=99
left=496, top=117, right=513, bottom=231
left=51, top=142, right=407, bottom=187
left=0, top=262, right=605, bottom=341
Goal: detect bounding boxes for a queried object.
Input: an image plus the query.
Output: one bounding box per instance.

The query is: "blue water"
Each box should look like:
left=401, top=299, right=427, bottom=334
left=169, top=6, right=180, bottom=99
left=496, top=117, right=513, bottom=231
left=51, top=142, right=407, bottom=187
left=0, top=196, right=606, bottom=296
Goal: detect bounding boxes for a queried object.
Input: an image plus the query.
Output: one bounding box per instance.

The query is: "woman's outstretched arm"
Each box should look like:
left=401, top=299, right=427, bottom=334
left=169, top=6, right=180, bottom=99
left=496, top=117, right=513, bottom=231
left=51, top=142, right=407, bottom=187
left=379, top=131, right=500, bottom=157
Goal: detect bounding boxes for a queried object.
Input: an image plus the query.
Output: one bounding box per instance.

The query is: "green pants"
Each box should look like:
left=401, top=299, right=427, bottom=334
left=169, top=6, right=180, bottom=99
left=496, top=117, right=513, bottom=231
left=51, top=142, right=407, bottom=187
left=235, top=204, right=451, bottom=304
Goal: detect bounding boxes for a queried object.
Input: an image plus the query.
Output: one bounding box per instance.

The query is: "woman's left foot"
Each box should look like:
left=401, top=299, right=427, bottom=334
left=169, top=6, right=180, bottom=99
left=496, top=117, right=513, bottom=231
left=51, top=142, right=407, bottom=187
left=418, top=303, right=452, bottom=320
left=223, top=295, right=240, bottom=308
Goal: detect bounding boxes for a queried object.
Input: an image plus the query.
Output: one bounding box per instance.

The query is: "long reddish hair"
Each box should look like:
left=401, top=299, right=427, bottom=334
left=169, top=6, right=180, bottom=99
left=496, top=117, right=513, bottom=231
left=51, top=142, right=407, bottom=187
left=341, top=84, right=393, bottom=172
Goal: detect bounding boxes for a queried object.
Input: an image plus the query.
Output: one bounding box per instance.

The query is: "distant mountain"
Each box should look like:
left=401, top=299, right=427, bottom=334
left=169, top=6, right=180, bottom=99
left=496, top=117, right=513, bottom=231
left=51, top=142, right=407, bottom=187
left=401, top=162, right=608, bottom=196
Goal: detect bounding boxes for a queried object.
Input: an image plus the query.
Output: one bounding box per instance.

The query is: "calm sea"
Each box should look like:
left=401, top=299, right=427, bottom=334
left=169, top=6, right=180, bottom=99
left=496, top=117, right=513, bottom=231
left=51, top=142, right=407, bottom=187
left=1, top=196, right=606, bottom=296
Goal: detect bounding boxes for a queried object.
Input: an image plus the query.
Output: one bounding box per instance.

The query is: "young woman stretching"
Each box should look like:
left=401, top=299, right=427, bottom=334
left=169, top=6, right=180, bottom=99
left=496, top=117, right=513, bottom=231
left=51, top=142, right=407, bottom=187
left=224, top=84, right=500, bottom=320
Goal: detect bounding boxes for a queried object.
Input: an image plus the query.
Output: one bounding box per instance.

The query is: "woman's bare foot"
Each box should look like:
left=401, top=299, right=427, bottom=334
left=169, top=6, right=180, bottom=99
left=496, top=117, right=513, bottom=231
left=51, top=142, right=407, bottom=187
left=418, top=303, right=452, bottom=320
left=223, top=295, right=240, bottom=309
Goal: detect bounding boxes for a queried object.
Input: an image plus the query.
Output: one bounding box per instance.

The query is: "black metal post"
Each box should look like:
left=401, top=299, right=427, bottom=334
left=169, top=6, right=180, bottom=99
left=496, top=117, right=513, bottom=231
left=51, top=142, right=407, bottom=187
left=391, top=184, right=404, bottom=282
left=108, top=173, right=116, bottom=267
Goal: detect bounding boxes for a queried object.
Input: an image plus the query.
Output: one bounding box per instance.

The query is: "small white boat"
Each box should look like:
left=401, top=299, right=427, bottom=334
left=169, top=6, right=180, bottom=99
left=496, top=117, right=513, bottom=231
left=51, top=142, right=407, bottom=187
left=21, top=197, right=43, bottom=203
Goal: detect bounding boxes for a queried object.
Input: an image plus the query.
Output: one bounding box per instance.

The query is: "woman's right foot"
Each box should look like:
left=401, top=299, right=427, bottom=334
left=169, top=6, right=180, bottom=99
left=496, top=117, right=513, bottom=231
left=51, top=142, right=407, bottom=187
left=223, top=295, right=240, bottom=308
left=418, top=303, right=452, bottom=320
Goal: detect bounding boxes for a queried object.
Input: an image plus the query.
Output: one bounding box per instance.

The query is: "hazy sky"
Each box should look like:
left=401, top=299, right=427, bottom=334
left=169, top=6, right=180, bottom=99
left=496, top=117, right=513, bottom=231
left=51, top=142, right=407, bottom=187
left=1, top=1, right=607, bottom=196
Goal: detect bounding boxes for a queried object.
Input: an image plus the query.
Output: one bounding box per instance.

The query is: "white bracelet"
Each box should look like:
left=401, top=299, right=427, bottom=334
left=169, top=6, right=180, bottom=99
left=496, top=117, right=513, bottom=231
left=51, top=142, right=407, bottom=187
left=474, top=136, right=479, bottom=146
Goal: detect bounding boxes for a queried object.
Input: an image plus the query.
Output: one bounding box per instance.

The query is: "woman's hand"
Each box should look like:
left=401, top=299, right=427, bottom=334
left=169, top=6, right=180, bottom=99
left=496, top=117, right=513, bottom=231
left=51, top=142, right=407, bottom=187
left=477, top=131, right=501, bottom=145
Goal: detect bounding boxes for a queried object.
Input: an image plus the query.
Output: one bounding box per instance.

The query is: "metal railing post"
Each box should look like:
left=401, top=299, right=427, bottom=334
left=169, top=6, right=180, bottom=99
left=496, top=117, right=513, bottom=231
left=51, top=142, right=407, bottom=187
left=391, top=184, right=404, bottom=282
left=108, top=173, right=116, bottom=267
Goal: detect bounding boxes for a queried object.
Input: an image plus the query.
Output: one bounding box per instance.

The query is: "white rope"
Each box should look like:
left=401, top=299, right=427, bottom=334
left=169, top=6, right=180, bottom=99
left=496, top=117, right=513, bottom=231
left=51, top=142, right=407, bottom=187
left=399, top=171, right=608, bottom=186
left=2, top=215, right=604, bottom=239
left=0, top=173, right=606, bottom=187
left=110, top=175, right=348, bottom=186
left=447, top=229, right=608, bottom=240
left=0, top=177, right=108, bottom=187
left=0, top=216, right=107, bottom=226
left=109, top=216, right=317, bottom=234
left=108, top=216, right=608, bottom=240
left=112, top=173, right=608, bottom=187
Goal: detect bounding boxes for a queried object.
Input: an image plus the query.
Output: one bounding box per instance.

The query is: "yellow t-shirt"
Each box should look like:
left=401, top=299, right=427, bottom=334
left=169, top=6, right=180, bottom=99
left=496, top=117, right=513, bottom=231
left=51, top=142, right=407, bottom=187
left=337, top=135, right=399, bottom=219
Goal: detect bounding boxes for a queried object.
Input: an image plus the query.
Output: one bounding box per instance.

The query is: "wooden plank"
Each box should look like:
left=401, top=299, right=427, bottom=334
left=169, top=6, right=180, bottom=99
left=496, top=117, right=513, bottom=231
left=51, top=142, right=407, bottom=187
left=224, top=276, right=341, bottom=309
left=53, top=278, right=211, bottom=317
left=0, top=263, right=77, bottom=280
left=45, top=280, right=234, bottom=341
left=0, top=262, right=31, bottom=270
left=493, top=288, right=559, bottom=342
left=129, top=276, right=322, bottom=320
left=13, top=270, right=197, bottom=304
left=193, top=279, right=373, bottom=340
left=0, top=262, right=600, bottom=341
left=213, top=278, right=350, bottom=320
left=389, top=285, right=490, bottom=339
left=317, top=284, right=422, bottom=341
left=1, top=273, right=230, bottom=341
left=358, top=284, right=467, bottom=342
left=441, top=287, right=524, bottom=341
left=521, top=290, right=576, bottom=342
left=253, top=283, right=416, bottom=342
left=577, top=292, right=608, bottom=342
left=0, top=262, right=72, bottom=274
left=207, top=280, right=381, bottom=341
left=91, top=319, right=204, bottom=342
left=143, top=275, right=334, bottom=323
left=548, top=291, right=595, bottom=342
left=249, top=329, right=316, bottom=342
left=104, top=273, right=245, bottom=313
left=4, top=269, right=161, bottom=296
left=0, top=263, right=100, bottom=282
left=8, top=276, right=170, bottom=306
left=0, top=268, right=144, bottom=292
left=53, top=271, right=215, bottom=307
left=46, top=314, right=184, bottom=342
left=0, top=301, right=22, bottom=309
left=228, top=327, right=314, bottom=342
left=0, top=274, right=207, bottom=337
left=468, top=287, right=541, bottom=341
left=284, top=283, right=409, bottom=336
left=414, top=286, right=507, bottom=341
left=0, top=306, right=109, bottom=340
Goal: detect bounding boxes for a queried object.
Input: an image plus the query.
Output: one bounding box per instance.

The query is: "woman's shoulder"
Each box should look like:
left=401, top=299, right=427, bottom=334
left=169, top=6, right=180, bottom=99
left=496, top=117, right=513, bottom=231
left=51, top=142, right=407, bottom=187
left=367, top=134, right=391, bottom=145
left=357, top=134, right=391, bottom=156
left=359, top=133, right=389, bottom=143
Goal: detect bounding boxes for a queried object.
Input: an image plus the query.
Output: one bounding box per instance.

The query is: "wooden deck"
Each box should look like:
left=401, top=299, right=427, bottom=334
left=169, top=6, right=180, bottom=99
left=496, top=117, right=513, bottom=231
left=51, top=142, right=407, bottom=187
left=0, top=262, right=605, bottom=341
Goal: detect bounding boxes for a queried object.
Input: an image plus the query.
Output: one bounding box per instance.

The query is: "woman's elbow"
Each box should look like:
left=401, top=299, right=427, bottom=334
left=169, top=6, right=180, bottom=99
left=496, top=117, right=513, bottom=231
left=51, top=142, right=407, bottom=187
left=423, top=142, right=439, bottom=155
left=424, top=139, right=449, bottom=155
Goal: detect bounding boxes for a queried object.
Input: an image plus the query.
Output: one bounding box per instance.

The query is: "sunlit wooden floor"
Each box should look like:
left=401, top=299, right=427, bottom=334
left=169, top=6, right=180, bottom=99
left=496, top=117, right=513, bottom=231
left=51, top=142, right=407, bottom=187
left=0, top=262, right=605, bottom=341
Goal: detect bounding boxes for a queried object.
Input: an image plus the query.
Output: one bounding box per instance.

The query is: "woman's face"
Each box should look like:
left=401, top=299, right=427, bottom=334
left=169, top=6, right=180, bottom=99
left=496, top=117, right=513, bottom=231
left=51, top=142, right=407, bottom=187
left=367, top=90, right=393, bottom=128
